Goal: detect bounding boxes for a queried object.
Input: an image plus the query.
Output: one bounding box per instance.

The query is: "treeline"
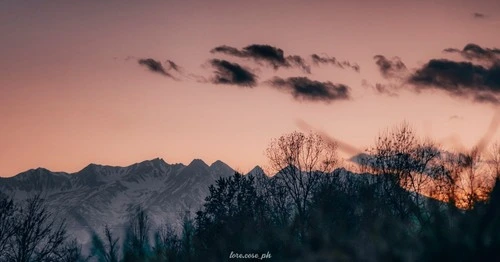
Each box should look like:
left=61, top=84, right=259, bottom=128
left=2, top=123, right=500, bottom=261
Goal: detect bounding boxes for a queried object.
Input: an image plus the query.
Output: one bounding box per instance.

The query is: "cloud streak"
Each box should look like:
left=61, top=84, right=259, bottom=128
left=287, top=55, right=311, bottom=74
left=165, top=60, right=182, bottom=73
left=311, top=54, right=360, bottom=72
left=473, top=12, right=486, bottom=19
left=474, top=108, right=500, bottom=155
left=296, top=119, right=362, bottom=155
left=443, top=43, right=500, bottom=62
left=211, top=44, right=312, bottom=73
left=209, top=59, right=257, bottom=87
left=267, top=76, right=350, bottom=103
left=211, top=44, right=288, bottom=68
left=362, top=80, right=399, bottom=97
left=138, top=58, right=174, bottom=78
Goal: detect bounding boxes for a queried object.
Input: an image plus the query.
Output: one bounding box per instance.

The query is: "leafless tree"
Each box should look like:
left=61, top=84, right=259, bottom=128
left=368, top=122, right=441, bottom=224
left=0, top=197, right=15, bottom=259
left=487, top=142, right=500, bottom=180
left=266, top=131, right=338, bottom=237
left=152, top=224, right=181, bottom=261
left=3, top=195, right=67, bottom=262
left=430, top=144, right=500, bottom=210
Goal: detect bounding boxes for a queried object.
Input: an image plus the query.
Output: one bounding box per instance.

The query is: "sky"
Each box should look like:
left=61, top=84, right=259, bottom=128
left=1, top=0, right=500, bottom=177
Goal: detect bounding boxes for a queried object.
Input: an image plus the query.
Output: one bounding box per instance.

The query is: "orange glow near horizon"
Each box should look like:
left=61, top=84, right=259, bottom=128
left=1, top=0, right=500, bottom=177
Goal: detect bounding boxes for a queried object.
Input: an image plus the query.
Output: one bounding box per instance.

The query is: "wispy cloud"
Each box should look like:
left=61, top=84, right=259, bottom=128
left=286, top=55, right=311, bottom=74
left=267, top=76, right=350, bottom=103
left=473, top=12, right=486, bottom=19
left=296, top=119, right=362, bottom=155
left=311, top=54, right=360, bottom=72
left=361, top=80, right=399, bottom=97
left=165, top=60, right=182, bottom=73
left=138, top=58, right=174, bottom=78
left=443, top=43, right=500, bottom=62
left=373, top=55, right=407, bottom=79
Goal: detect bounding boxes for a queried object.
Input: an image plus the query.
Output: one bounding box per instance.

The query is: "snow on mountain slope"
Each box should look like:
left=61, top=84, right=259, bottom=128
left=0, top=157, right=389, bottom=250
left=0, top=158, right=235, bottom=247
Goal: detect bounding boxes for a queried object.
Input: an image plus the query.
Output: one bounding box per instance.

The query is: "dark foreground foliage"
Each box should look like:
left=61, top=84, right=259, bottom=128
left=3, top=127, right=500, bottom=261
left=3, top=173, right=500, bottom=262
left=81, top=172, right=500, bottom=262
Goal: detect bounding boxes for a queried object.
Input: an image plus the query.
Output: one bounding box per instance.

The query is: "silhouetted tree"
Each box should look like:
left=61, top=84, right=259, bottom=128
left=487, top=142, right=500, bottom=179
left=194, top=173, right=270, bottom=261
left=3, top=195, right=68, bottom=262
left=91, top=225, right=120, bottom=262
left=122, top=206, right=152, bottom=261
left=0, top=197, right=15, bottom=258
left=180, top=212, right=195, bottom=261
left=151, top=224, right=181, bottom=262
left=266, top=131, right=338, bottom=240
left=434, top=148, right=495, bottom=208
left=367, top=122, right=440, bottom=225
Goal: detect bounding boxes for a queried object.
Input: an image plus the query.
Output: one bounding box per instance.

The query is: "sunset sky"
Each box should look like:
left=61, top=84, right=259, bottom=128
left=1, top=0, right=500, bottom=177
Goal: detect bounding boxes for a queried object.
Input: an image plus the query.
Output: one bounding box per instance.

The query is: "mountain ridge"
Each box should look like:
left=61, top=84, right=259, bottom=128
left=0, top=157, right=238, bottom=248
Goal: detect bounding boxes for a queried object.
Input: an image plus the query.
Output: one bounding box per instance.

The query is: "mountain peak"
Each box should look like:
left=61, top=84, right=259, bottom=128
left=210, top=160, right=228, bottom=168
left=151, top=157, right=167, bottom=164
left=16, top=167, right=52, bottom=179
left=80, top=163, right=101, bottom=172
left=209, top=160, right=234, bottom=178
left=247, top=165, right=266, bottom=177
left=136, top=157, right=168, bottom=167
left=188, top=159, right=209, bottom=168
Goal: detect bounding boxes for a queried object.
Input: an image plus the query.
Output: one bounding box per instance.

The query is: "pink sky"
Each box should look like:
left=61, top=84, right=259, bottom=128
left=1, top=0, right=500, bottom=177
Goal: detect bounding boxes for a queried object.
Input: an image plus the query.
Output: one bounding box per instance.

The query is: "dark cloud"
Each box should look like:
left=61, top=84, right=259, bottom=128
left=165, top=60, right=182, bottom=72
left=311, top=54, right=360, bottom=72
left=211, top=45, right=245, bottom=57
left=373, top=55, right=407, bottom=79
left=286, top=55, right=311, bottom=74
left=211, top=44, right=287, bottom=68
left=443, top=43, right=500, bottom=62
left=473, top=12, right=486, bottom=19
left=209, top=59, right=257, bottom=87
left=138, top=58, right=173, bottom=78
left=211, top=44, right=311, bottom=73
left=267, top=76, right=350, bottom=103
left=409, top=59, right=500, bottom=104
left=243, top=44, right=288, bottom=69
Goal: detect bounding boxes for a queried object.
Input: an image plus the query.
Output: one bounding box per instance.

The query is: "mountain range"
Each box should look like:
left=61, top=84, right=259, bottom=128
left=0, top=158, right=265, bottom=248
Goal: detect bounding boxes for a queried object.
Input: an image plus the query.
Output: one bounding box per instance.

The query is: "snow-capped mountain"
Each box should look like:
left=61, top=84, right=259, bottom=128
left=0, top=158, right=235, bottom=247
left=0, top=158, right=397, bottom=251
